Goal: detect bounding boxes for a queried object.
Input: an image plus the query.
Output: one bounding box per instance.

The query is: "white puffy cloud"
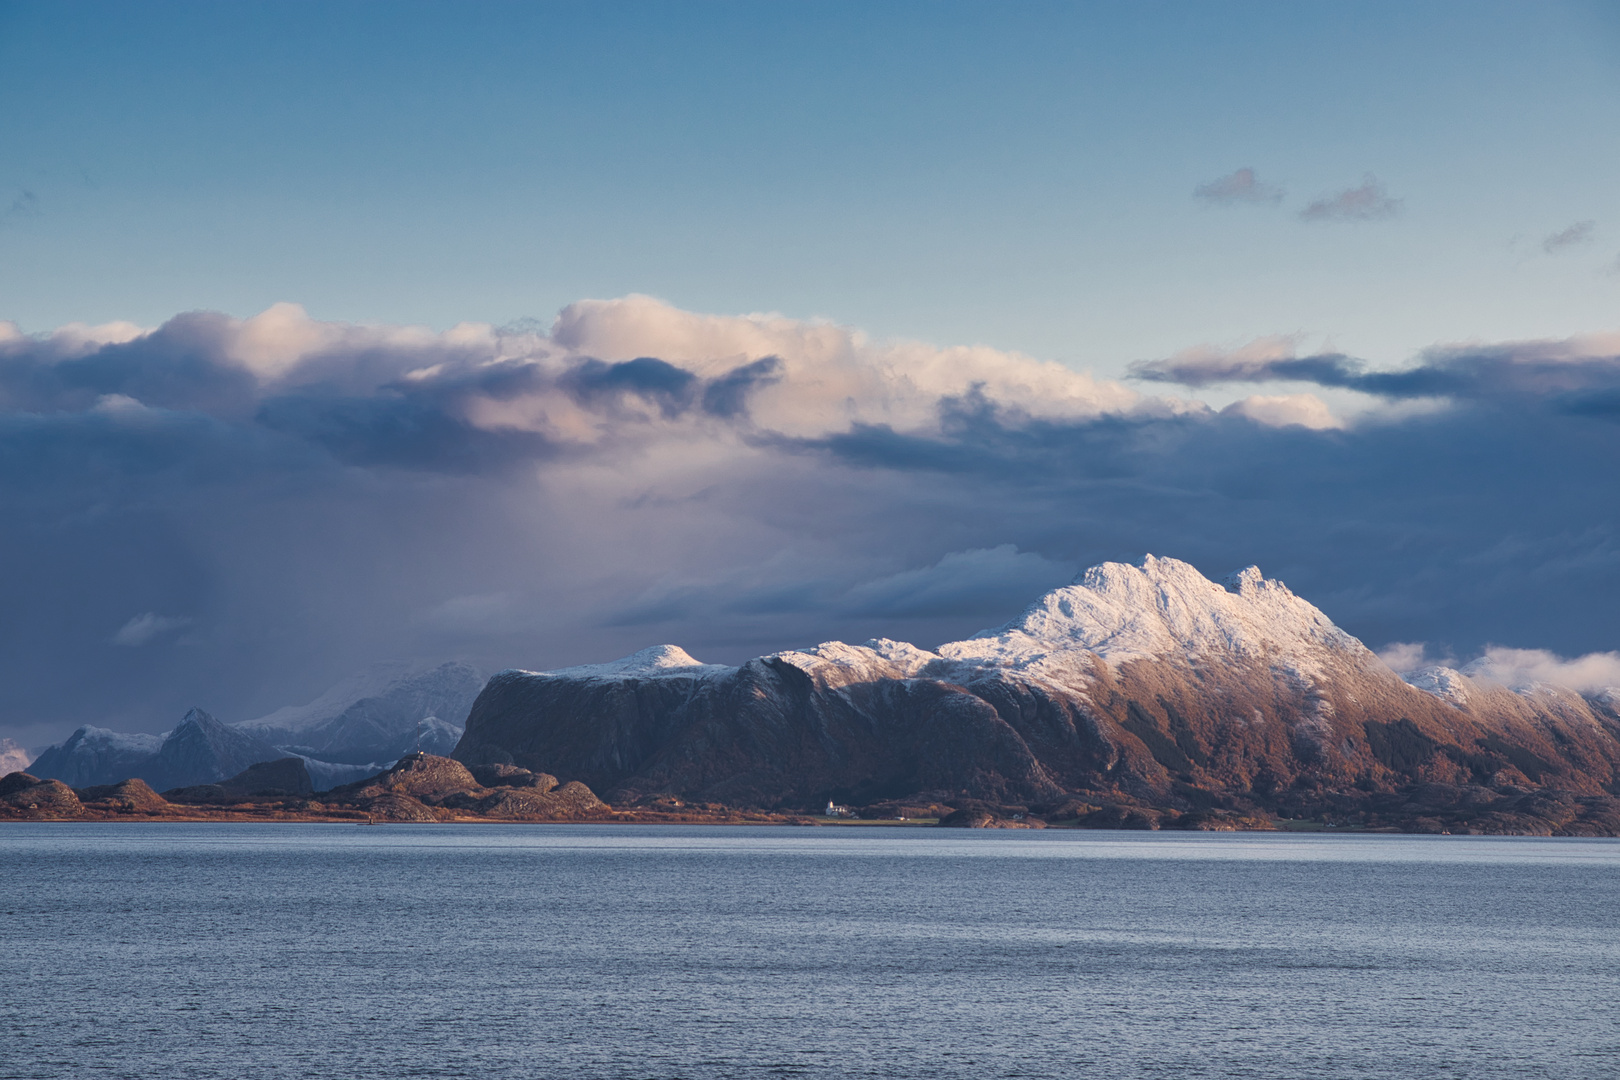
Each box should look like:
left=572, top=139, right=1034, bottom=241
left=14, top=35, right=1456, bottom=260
left=1464, top=646, right=1620, bottom=694
left=0, top=738, right=31, bottom=773
left=549, top=294, right=1155, bottom=438
left=1376, top=642, right=1431, bottom=673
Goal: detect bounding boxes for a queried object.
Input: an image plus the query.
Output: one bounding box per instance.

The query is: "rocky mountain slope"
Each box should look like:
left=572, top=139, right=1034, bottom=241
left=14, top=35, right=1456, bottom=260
left=454, top=556, right=1620, bottom=834
left=233, top=661, right=485, bottom=765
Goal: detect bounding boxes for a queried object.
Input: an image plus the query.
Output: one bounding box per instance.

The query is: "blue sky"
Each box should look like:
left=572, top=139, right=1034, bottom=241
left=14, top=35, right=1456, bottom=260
left=3, top=1, right=1620, bottom=746
left=4, top=1, right=1619, bottom=369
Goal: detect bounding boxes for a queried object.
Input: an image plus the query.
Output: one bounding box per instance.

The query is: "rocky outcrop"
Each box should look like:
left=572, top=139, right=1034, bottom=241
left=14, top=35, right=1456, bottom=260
left=314, top=752, right=610, bottom=821
left=0, top=773, right=85, bottom=819
left=444, top=780, right=605, bottom=819
left=453, top=556, right=1620, bottom=834
left=0, top=752, right=610, bottom=823
left=468, top=763, right=558, bottom=791
left=77, top=778, right=170, bottom=814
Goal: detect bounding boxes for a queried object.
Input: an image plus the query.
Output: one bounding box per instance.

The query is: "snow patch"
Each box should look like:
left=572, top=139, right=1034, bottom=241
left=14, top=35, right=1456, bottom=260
left=1400, top=666, right=1473, bottom=706
left=530, top=644, right=736, bottom=681
left=239, top=660, right=445, bottom=734
left=62, top=726, right=166, bottom=755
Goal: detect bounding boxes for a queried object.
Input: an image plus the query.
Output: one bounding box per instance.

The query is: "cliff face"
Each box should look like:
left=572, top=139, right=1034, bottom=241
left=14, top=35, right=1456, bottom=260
left=455, top=558, right=1620, bottom=832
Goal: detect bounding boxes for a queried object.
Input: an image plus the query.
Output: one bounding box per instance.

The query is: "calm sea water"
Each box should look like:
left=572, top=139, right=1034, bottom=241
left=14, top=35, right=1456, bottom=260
left=1, top=825, right=1616, bottom=1080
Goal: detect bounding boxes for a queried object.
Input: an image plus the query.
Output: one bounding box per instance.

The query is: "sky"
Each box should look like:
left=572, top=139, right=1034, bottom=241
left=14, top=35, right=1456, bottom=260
left=2, top=1, right=1620, bottom=749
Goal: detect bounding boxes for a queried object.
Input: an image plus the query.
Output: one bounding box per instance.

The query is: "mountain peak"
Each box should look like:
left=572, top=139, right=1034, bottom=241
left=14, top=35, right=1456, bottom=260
left=176, top=707, right=219, bottom=731
left=940, top=554, right=1362, bottom=680
left=1221, top=564, right=1268, bottom=596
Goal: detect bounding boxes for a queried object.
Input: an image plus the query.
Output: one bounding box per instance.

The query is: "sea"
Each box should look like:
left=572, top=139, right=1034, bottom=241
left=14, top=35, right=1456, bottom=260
left=1, top=824, right=1616, bottom=1080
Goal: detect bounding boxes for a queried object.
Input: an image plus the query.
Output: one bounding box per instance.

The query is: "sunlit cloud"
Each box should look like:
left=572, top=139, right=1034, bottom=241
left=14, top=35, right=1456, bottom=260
left=3, top=297, right=1620, bottom=742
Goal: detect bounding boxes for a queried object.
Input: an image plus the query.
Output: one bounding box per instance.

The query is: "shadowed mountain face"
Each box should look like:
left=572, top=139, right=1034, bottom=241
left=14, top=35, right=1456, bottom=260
left=29, top=661, right=487, bottom=793
left=233, top=661, right=486, bottom=766
left=455, top=558, right=1620, bottom=832
left=29, top=709, right=285, bottom=791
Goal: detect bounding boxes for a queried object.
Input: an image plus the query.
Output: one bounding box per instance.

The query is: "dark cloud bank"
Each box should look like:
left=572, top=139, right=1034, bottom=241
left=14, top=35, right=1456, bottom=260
left=2, top=300, right=1618, bottom=747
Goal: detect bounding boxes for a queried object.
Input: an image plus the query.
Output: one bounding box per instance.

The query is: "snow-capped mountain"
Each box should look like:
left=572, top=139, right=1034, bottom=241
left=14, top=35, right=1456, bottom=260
left=453, top=556, right=1620, bottom=832
left=26, top=726, right=166, bottom=787
left=28, top=709, right=284, bottom=790
left=235, top=660, right=485, bottom=765
left=24, top=660, right=488, bottom=792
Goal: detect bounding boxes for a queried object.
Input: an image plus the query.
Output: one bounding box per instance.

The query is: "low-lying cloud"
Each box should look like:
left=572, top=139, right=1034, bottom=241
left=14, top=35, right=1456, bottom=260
left=1382, top=641, right=1620, bottom=695
left=2, top=296, right=1619, bottom=745
left=1467, top=646, right=1620, bottom=694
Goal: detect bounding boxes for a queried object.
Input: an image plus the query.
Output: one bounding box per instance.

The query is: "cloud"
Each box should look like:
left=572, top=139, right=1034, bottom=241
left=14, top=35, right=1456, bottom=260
left=4, top=296, right=1620, bottom=750
left=1, top=190, right=40, bottom=224
left=1464, top=646, right=1620, bottom=694
left=0, top=738, right=31, bottom=772
left=1130, top=332, right=1620, bottom=404
left=1377, top=640, right=1620, bottom=696
left=1542, top=220, right=1596, bottom=254
left=1220, top=393, right=1342, bottom=430
left=1300, top=175, right=1401, bottom=222
left=1193, top=167, right=1283, bottom=205
left=111, top=613, right=192, bottom=647
left=1376, top=642, right=1432, bottom=673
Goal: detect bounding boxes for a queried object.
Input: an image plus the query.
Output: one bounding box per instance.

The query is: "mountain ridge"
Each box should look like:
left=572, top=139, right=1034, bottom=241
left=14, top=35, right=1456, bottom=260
left=453, top=555, right=1620, bottom=834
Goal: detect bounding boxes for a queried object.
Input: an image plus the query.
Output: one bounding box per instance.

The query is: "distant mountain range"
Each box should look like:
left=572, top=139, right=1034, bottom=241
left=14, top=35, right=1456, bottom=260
left=453, top=556, right=1620, bottom=834
left=28, top=661, right=485, bottom=791
left=16, top=557, right=1620, bottom=833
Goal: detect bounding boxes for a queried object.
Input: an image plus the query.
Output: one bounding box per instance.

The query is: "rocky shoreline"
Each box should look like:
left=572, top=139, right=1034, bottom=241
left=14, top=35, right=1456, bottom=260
left=7, top=751, right=1616, bottom=834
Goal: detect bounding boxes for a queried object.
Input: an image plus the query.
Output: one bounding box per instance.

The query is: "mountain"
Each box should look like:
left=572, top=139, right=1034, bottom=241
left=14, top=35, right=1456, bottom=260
left=29, top=708, right=285, bottom=790
left=27, top=660, right=487, bottom=794
left=453, top=556, right=1620, bottom=834
left=234, top=660, right=485, bottom=765
left=27, top=727, right=166, bottom=787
